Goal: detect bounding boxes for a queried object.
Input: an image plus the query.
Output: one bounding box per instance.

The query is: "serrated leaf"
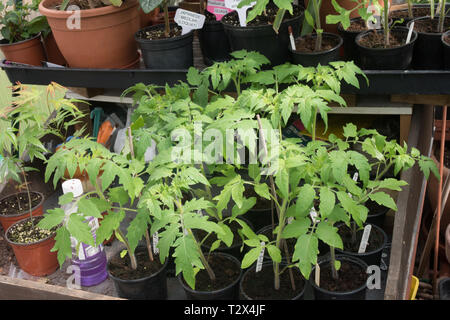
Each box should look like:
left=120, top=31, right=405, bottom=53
left=242, top=247, right=262, bottom=269
left=37, top=208, right=66, bottom=230
left=319, top=186, right=335, bottom=217
left=296, top=184, right=316, bottom=216
left=315, top=222, right=343, bottom=249
left=368, top=192, right=398, bottom=211
left=51, top=227, right=72, bottom=267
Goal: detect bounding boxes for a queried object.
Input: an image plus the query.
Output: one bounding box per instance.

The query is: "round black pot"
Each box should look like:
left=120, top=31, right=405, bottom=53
left=336, top=223, right=388, bottom=267
left=337, top=17, right=366, bottom=63
left=240, top=261, right=306, bottom=300
left=178, top=252, right=242, bottom=300
left=221, top=7, right=304, bottom=66
left=107, top=247, right=169, bottom=300
left=310, top=255, right=368, bottom=300
left=366, top=201, right=389, bottom=228
left=355, top=27, right=417, bottom=70
left=289, top=32, right=343, bottom=67
left=135, top=23, right=194, bottom=69
left=408, top=16, right=450, bottom=70
left=443, top=30, right=450, bottom=70
left=198, top=19, right=231, bottom=66
left=390, top=3, right=450, bottom=26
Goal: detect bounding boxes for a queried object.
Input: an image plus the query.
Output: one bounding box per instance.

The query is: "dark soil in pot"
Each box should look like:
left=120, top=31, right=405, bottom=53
left=336, top=222, right=387, bottom=267
left=108, top=246, right=168, bottom=300
left=179, top=252, right=242, bottom=300
left=0, top=192, right=42, bottom=216
left=6, top=215, right=55, bottom=244
left=240, top=261, right=305, bottom=299
left=311, top=255, right=368, bottom=300
left=356, top=27, right=417, bottom=70
left=221, top=4, right=304, bottom=66
left=290, top=32, right=343, bottom=67
left=408, top=16, right=450, bottom=70
left=135, top=23, right=194, bottom=69
left=198, top=10, right=231, bottom=65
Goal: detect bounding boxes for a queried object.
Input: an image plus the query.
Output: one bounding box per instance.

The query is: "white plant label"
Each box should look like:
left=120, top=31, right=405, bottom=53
left=224, top=0, right=256, bottom=27
left=358, top=224, right=372, bottom=254
left=207, top=0, right=233, bottom=20
left=256, top=242, right=265, bottom=272
left=315, top=263, right=320, bottom=286
left=287, top=216, right=294, bottom=224
left=310, top=207, right=319, bottom=223
left=174, top=9, right=206, bottom=35
left=406, top=21, right=414, bottom=44
left=153, top=232, right=159, bottom=255
left=289, top=33, right=296, bottom=50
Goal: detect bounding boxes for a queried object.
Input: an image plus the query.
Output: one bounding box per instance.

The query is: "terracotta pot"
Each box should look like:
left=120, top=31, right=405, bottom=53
left=0, top=191, right=44, bottom=232
left=39, top=0, right=140, bottom=69
left=427, top=142, right=450, bottom=238
left=308, top=0, right=392, bottom=35
left=5, top=216, right=58, bottom=276
left=0, top=33, right=46, bottom=66
left=43, top=32, right=67, bottom=66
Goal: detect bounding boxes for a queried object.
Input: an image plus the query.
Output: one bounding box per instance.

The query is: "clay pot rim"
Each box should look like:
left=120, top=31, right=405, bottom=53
left=355, top=26, right=418, bottom=51
left=4, top=215, right=56, bottom=247
left=289, top=32, right=343, bottom=56
left=39, top=0, right=139, bottom=19
left=0, top=33, right=42, bottom=48
left=0, top=191, right=45, bottom=218
left=407, top=16, right=450, bottom=36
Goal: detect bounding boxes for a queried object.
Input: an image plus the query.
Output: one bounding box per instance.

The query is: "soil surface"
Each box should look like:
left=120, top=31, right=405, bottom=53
left=389, top=7, right=432, bottom=20
left=204, top=10, right=218, bottom=22
left=318, top=259, right=367, bottom=292
left=108, top=248, right=164, bottom=280
left=50, top=0, right=108, bottom=10
left=241, top=263, right=304, bottom=299
left=222, top=5, right=303, bottom=27
left=294, top=34, right=339, bottom=53
left=6, top=216, right=55, bottom=244
left=413, top=17, right=450, bottom=33
left=338, top=223, right=384, bottom=253
left=182, top=253, right=241, bottom=291
left=344, top=18, right=370, bottom=32
left=136, top=25, right=182, bottom=41
left=0, top=192, right=42, bottom=216
left=357, top=30, right=407, bottom=49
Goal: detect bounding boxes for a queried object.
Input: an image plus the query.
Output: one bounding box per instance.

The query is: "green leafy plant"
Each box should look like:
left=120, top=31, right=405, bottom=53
left=325, top=0, right=377, bottom=31
left=0, top=82, right=84, bottom=226
left=0, top=0, right=50, bottom=44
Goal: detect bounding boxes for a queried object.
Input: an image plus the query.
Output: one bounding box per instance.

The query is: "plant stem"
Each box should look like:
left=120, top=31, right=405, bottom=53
left=312, top=0, right=322, bottom=51
left=145, top=229, right=154, bottom=262
left=116, top=228, right=138, bottom=270
left=407, top=0, right=413, bottom=19
left=164, top=1, right=170, bottom=38
left=438, top=0, right=445, bottom=33
left=274, top=199, right=287, bottom=291
left=330, top=246, right=339, bottom=280
left=384, top=0, right=390, bottom=48
left=20, top=168, right=34, bottom=227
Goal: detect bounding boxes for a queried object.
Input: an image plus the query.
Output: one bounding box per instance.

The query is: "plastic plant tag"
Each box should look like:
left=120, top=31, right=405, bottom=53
left=406, top=21, right=414, bottom=44
left=287, top=216, right=294, bottom=224
left=315, top=263, right=320, bottom=286
left=288, top=26, right=296, bottom=50
left=153, top=232, right=159, bottom=254
left=310, top=207, right=319, bottom=223
left=224, top=0, right=256, bottom=27
left=207, top=0, right=233, bottom=20
left=358, top=224, right=372, bottom=254
left=256, top=242, right=265, bottom=272
left=174, top=9, right=206, bottom=35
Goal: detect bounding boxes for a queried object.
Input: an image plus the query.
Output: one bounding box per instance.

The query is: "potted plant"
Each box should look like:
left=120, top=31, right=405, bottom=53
left=407, top=0, right=450, bottom=69
left=0, top=82, right=83, bottom=276
left=0, top=0, right=48, bottom=66
left=289, top=0, right=343, bottom=67
left=221, top=0, right=304, bottom=66
left=39, top=0, right=143, bottom=69
left=390, top=1, right=450, bottom=26
left=355, top=0, right=418, bottom=70
left=134, top=0, right=195, bottom=69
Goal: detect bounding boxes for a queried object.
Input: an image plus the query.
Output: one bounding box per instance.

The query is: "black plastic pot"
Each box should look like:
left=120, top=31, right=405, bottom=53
left=356, top=27, right=417, bottom=70
left=221, top=7, right=304, bottom=66
left=178, top=252, right=242, bottom=300
left=390, top=4, right=450, bottom=27
left=310, top=255, right=368, bottom=300
left=336, top=223, right=388, bottom=267
left=198, top=20, right=231, bottom=66
left=289, top=33, right=343, bottom=67
left=443, top=30, right=450, bottom=70
left=107, top=246, right=169, bottom=300
left=135, top=23, right=194, bottom=70
left=239, top=261, right=306, bottom=300
left=408, top=16, right=450, bottom=70
left=338, top=18, right=365, bottom=63
left=366, top=201, right=389, bottom=228
left=439, top=277, right=450, bottom=300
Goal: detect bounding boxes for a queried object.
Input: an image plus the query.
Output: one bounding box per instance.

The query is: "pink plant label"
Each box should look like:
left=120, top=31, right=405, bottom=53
left=207, top=0, right=233, bottom=21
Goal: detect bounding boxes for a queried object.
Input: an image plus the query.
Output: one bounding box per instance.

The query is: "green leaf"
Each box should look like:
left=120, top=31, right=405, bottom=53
left=292, top=233, right=319, bottom=278
left=173, top=235, right=204, bottom=290
left=319, top=186, right=335, bottom=218
left=281, top=217, right=311, bottom=239
left=37, top=208, right=66, bottom=230
left=126, top=207, right=150, bottom=254
left=275, top=168, right=289, bottom=200
left=296, top=184, right=316, bottom=216
left=109, top=187, right=130, bottom=207
left=368, top=192, right=398, bottom=211
left=51, top=227, right=72, bottom=267
left=96, top=210, right=126, bottom=245
left=139, top=0, right=163, bottom=13
left=242, top=247, right=262, bottom=269
left=267, top=244, right=282, bottom=263
left=315, top=222, right=343, bottom=249
left=254, top=183, right=271, bottom=200
left=58, top=192, right=74, bottom=206
left=78, top=198, right=102, bottom=219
